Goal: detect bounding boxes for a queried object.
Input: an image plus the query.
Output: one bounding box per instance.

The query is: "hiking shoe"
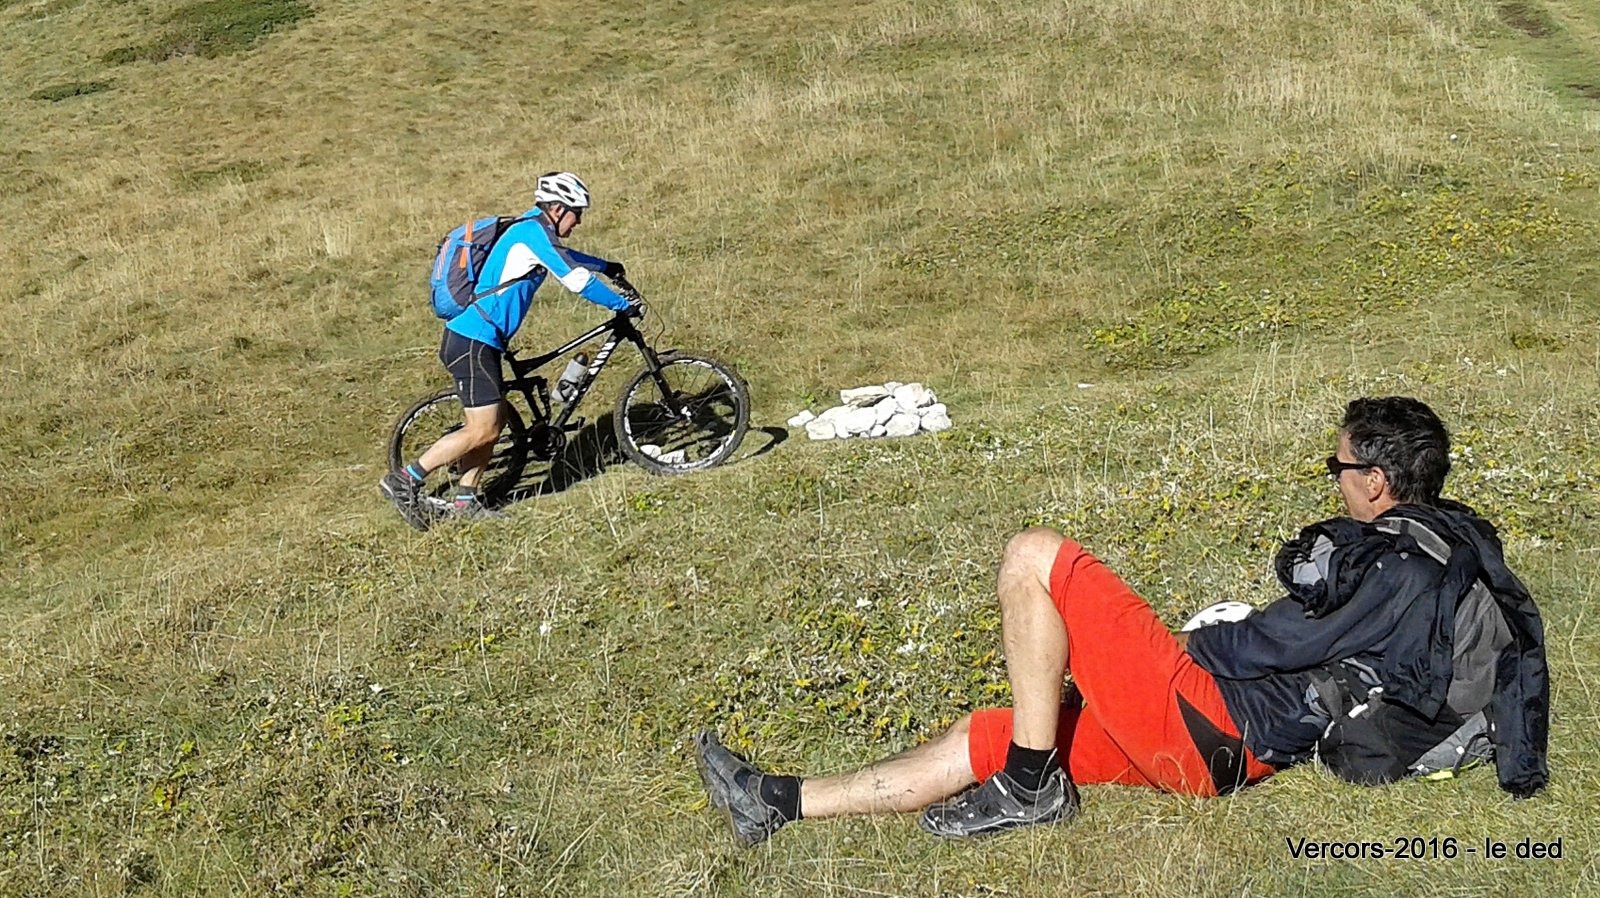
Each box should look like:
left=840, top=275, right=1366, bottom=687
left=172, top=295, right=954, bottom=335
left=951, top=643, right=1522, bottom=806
left=918, top=768, right=1079, bottom=839
left=379, top=471, right=431, bottom=532
left=446, top=500, right=507, bottom=522
left=693, top=730, right=788, bottom=848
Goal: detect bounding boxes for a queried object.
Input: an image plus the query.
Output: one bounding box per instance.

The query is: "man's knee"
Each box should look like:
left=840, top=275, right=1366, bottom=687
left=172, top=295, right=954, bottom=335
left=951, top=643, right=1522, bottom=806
left=947, top=712, right=974, bottom=742
left=462, top=408, right=504, bottom=445
left=461, top=423, right=497, bottom=442
left=1000, top=527, right=1066, bottom=590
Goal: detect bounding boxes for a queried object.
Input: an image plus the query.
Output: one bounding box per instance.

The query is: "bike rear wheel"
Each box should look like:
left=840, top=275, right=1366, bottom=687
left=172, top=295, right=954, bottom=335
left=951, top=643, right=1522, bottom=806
left=387, top=390, right=530, bottom=511
left=614, top=352, right=750, bottom=475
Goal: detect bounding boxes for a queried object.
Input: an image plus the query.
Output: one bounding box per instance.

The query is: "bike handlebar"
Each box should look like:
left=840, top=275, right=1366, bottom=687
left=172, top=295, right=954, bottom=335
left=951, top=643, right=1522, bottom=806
left=610, top=275, right=645, bottom=319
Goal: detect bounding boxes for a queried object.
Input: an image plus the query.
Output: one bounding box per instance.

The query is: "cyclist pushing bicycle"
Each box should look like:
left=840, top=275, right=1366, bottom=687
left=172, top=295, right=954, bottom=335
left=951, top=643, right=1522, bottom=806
left=382, top=171, right=640, bottom=529
left=384, top=171, right=750, bottom=531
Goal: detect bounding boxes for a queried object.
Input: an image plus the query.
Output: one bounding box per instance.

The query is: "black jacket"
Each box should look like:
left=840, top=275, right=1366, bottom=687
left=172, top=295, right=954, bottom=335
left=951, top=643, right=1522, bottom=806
left=1187, top=501, right=1548, bottom=798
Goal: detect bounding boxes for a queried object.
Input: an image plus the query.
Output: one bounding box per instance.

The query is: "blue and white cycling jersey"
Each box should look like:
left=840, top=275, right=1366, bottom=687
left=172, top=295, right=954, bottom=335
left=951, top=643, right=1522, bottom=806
left=444, top=207, right=632, bottom=350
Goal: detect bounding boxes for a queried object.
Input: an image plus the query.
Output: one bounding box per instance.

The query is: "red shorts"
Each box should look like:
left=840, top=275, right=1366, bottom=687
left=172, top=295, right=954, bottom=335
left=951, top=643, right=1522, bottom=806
left=968, top=537, right=1277, bottom=796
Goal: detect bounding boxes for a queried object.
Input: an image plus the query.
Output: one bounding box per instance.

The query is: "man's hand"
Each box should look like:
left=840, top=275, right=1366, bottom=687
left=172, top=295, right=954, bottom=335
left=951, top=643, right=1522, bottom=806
left=622, top=302, right=645, bottom=320
left=602, top=261, right=627, bottom=280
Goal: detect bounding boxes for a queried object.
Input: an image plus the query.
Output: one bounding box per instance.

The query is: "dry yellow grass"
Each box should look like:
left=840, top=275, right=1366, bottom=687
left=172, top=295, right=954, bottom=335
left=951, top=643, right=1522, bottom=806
left=3, top=0, right=1599, bottom=895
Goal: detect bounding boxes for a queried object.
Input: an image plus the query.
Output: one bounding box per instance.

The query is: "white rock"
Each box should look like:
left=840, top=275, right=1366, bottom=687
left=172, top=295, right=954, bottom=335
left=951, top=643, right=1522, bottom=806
left=838, top=406, right=878, bottom=436
left=892, top=382, right=934, bottom=409
left=787, top=410, right=816, bottom=428
left=921, top=410, right=952, bottom=433
left=872, top=396, right=899, bottom=424
left=840, top=385, right=890, bottom=406
left=805, top=418, right=837, bottom=440
left=917, top=402, right=946, bottom=418
left=818, top=405, right=851, bottom=422
left=885, top=413, right=921, bottom=437
left=869, top=424, right=887, bottom=437
left=884, top=381, right=903, bottom=391
left=639, top=444, right=662, bottom=458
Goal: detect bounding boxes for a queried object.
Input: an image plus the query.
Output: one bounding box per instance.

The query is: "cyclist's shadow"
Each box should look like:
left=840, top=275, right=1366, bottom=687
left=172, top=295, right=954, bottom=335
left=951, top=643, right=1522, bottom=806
left=499, top=417, right=624, bottom=506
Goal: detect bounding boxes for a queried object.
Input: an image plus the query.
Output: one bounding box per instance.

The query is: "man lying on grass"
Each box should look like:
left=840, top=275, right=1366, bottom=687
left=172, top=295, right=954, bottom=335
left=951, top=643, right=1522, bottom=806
left=695, top=397, right=1548, bottom=845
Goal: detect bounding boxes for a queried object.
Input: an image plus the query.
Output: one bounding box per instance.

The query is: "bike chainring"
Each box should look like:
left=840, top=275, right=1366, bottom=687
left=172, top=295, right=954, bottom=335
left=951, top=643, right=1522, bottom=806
left=527, top=423, right=567, bottom=461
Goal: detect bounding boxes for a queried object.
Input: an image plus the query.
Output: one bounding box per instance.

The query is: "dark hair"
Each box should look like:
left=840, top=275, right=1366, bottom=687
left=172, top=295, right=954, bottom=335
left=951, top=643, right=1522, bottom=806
left=1341, top=397, right=1451, bottom=504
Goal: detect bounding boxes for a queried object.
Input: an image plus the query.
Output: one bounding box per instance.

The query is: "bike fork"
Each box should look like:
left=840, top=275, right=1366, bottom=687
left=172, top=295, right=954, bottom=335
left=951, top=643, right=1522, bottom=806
left=633, top=338, right=690, bottom=418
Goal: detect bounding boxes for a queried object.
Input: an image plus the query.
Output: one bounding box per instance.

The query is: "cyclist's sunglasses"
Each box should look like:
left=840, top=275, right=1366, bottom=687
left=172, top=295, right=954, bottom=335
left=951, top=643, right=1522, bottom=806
left=1324, top=456, right=1375, bottom=479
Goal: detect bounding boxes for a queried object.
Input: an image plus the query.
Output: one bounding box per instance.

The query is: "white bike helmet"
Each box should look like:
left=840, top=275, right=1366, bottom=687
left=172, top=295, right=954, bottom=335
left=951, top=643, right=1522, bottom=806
left=534, top=171, right=591, bottom=209
left=1179, top=601, right=1257, bottom=633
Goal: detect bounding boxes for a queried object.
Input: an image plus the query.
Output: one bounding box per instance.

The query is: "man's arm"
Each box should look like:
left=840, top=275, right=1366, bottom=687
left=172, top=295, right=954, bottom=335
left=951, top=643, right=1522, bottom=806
left=1186, top=552, right=1440, bottom=678
left=563, top=247, right=617, bottom=272
left=526, top=226, right=632, bottom=311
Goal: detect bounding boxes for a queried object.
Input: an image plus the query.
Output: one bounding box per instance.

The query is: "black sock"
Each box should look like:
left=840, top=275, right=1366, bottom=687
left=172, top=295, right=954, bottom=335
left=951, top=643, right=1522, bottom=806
left=1002, top=742, right=1058, bottom=792
left=757, top=774, right=803, bottom=822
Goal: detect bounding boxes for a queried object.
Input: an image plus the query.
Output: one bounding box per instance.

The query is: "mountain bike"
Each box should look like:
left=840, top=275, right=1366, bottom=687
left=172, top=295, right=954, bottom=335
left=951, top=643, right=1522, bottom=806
left=387, top=293, right=750, bottom=511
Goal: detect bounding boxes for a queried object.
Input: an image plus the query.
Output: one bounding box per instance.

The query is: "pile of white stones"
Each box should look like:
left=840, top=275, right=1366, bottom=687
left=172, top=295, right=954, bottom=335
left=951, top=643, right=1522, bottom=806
left=787, top=382, right=951, bottom=441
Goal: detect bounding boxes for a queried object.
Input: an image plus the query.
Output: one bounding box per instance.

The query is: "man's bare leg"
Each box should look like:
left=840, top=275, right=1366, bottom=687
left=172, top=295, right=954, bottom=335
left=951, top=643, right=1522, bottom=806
left=802, top=526, right=1069, bottom=817
left=799, top=715, right=978, bottom=817
left=417, top=402, right=504, bottom=486
left=997, top=527, right=1070, bottom=749
left=910, top=528, right=1082, bottom=838
left=697, top=527, right=1079, bottom=845
left=694, top=717, right=979, bottom=846
left=451, top=440, right=495, bottom=490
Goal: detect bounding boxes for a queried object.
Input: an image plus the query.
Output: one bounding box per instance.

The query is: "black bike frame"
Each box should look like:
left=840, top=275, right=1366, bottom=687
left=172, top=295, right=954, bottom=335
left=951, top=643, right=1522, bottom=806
left=500, top=312, right=669, bottom=429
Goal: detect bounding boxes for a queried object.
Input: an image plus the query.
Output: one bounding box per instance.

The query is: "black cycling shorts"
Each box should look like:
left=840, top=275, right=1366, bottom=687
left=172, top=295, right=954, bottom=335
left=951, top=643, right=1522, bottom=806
left=439, top=328, right=504, bottom=408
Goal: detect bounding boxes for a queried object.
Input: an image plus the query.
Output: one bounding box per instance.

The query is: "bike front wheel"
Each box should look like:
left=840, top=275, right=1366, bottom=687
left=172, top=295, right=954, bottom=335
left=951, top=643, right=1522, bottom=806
left=614, top=352, right=750, bottom=475
left=387, top=390, right=531, bottom=510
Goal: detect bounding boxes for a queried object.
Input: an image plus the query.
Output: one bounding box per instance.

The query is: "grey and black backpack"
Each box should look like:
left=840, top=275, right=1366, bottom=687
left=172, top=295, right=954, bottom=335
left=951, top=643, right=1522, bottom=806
left=1310, top=517, right=1513, bottom=784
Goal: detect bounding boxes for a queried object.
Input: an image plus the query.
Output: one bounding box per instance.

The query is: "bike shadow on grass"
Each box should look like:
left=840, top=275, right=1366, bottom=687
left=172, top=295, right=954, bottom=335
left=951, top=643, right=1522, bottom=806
left=498, top=417, right=626, bottom=506
left=494, top=419, right=791, bottom=509
left=732, top=425, right=787, bottom=462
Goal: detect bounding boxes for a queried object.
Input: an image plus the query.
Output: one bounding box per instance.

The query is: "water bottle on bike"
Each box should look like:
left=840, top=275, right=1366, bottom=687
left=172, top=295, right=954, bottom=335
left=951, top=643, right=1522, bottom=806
left=557, top=352, right=589, bottom=405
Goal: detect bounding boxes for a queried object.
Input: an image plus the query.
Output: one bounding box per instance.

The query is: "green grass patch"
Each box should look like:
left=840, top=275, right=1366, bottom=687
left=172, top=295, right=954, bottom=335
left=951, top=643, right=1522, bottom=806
left=1499, top=2, right=1558, bottom=38
left=1492, top=1, right=1600, bottom=106
left=1086, top=159, right=1594, bottom=369
left=101, top=0, right=312, bottom=63
left=175, top=159, right=267, bottom=189
left=28, top=80, right=114, bottom=102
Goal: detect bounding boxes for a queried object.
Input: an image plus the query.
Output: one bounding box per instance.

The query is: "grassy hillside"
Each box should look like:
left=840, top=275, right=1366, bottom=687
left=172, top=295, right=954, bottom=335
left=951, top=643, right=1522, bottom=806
left=2, top=0, right=1599, bottom=895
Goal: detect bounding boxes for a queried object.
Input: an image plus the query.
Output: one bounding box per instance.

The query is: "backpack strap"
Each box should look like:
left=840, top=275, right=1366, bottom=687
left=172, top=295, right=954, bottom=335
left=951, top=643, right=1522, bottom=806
left=459, top=264, right=546, bottom=348
left=470, top=264, right=545, bottom=302
left=1372, top=516, right=1451, bottom=565
left=1375, top=514, right=1512, bottom=713
left=457, top=217, right=477, bottom=271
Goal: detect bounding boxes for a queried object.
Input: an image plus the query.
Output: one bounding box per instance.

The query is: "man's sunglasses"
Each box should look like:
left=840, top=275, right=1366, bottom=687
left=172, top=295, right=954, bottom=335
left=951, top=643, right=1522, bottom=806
left=1324, top=456, right=1375, bottom=479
